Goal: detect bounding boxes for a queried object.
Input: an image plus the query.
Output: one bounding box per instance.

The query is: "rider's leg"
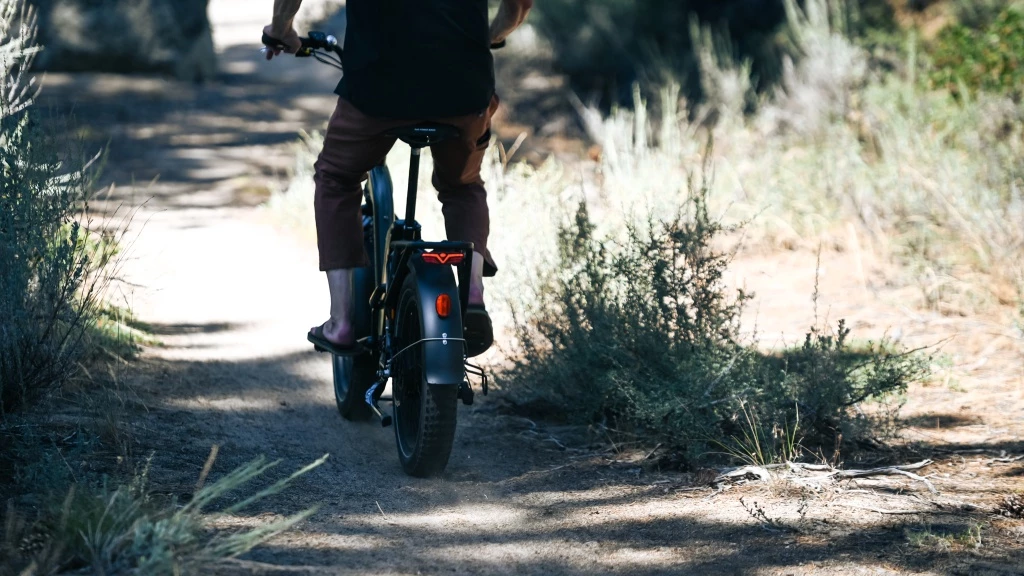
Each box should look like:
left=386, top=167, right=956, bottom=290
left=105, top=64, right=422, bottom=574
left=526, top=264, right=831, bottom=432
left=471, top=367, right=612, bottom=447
left=430, top=94, right=501, bottom=306
left=469, top=252, right=485, bottom=305
left=312, top=98, right=400, bottom=345
left=316, top=268, right=355, bottom=345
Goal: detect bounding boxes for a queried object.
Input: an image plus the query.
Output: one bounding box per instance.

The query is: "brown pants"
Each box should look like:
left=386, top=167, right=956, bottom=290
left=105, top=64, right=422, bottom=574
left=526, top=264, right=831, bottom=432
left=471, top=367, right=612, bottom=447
left=313, top=95, right=500, bottom=275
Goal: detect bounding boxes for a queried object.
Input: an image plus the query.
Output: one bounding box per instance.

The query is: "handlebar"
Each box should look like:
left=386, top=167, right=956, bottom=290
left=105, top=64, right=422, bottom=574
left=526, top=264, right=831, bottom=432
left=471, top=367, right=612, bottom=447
left=262, top=31, right=343, bottom=58
left=263, top=31, right=503, bottom=59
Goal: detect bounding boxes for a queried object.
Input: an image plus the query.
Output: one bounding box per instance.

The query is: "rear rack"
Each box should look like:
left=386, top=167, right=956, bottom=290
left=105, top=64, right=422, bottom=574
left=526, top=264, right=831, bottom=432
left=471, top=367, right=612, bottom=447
left=381, top=240, right=475, bottom=313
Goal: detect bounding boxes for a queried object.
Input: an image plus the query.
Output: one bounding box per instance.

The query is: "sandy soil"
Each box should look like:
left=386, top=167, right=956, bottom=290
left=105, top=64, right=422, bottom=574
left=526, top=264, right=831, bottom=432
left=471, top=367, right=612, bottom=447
left=33, top=1, right=1024, bottom=574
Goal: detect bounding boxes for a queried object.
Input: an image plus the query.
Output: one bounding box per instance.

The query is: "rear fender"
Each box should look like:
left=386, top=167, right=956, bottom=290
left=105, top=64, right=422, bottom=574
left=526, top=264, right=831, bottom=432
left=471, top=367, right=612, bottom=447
left=406, top=256, right=464, bottom=386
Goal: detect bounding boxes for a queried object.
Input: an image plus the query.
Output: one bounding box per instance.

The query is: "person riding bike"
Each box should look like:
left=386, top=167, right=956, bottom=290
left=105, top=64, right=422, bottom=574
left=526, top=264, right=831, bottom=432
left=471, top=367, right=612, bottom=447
left=263, top=0, right=533, bottom=358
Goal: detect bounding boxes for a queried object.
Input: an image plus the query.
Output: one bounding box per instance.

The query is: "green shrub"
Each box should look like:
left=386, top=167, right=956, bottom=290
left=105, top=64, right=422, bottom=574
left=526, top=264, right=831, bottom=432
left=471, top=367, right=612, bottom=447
left=929, top=7, right=1024, bottom=99
left=0, top=0, right=116, bottom=413
left=952, top=0, right=1022, bottom=29
left=501, top=181, right=928, bottom=466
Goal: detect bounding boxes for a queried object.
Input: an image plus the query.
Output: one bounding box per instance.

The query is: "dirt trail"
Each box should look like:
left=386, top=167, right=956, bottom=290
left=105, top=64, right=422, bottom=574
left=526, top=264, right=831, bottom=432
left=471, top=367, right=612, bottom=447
left=36, top=2, right=1024, bottom=574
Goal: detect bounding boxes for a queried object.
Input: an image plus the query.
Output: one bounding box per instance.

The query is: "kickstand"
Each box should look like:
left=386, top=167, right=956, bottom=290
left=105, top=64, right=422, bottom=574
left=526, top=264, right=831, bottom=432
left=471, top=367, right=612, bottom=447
left=464, top=361, right=488, bottom=396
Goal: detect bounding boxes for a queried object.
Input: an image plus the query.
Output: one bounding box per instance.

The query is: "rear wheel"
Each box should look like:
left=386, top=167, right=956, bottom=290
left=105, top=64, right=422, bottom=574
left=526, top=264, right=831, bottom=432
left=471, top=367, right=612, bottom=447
left=392, top=274, right=458, bottom=477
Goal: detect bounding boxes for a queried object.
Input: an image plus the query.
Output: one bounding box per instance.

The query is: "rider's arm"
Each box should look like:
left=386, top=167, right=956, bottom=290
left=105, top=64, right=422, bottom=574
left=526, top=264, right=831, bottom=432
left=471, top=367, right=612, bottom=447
left=272, top=0, right=303, bottom=37
left=264, top=0, right=304, bottom=58
left=490, top=0, right=534, bottom=45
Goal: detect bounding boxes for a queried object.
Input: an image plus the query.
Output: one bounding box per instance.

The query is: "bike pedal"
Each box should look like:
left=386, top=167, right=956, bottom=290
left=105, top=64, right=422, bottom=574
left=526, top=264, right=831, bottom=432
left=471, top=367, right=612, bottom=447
left=458, top=381, right=474, bottom=406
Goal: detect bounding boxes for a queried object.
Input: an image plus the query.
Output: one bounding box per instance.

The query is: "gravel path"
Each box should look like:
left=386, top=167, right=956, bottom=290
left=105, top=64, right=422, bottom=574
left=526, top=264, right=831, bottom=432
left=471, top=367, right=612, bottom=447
left=34, top=2, right=1024, bottom=574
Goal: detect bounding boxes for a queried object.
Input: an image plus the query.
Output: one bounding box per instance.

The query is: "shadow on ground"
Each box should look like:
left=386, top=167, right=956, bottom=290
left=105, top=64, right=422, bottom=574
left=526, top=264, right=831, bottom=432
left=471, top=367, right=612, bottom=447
left=35, top=41, right=344, bottom=212
left=35, top=3, right=1021, bottom=571
left=122, top=320, right=1024, bottom=576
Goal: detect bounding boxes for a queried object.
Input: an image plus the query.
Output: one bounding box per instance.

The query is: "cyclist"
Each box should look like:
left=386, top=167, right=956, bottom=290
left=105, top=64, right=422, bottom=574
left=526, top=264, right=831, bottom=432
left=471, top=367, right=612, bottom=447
left=263, top=0, right=533, bottom=358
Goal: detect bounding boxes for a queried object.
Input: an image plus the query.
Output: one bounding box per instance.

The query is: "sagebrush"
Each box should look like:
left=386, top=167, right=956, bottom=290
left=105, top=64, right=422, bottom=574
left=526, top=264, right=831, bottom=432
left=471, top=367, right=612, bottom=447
left=0, top=0, right=119, bottom=413
left=501, top=178, right=927, bottom=465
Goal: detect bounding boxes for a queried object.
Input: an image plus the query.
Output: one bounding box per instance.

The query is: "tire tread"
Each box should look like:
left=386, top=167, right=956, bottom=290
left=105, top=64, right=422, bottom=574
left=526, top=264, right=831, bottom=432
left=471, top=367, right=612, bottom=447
left=394, top=275, right=459, bottom=477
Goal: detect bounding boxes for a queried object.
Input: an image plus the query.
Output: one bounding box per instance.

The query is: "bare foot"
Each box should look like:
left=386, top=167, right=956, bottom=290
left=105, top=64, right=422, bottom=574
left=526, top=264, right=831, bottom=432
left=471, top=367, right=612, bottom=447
left=315, top=268, right=356, bottom=345
left=311, top=317, right=355, bottom=347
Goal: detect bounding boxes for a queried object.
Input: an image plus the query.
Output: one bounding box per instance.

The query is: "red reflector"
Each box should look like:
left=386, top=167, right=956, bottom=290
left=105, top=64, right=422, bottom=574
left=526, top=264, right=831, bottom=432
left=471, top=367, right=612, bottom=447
left=422, top=252, right=465, bottom=265
left=435, top=294, right=451, bottom=318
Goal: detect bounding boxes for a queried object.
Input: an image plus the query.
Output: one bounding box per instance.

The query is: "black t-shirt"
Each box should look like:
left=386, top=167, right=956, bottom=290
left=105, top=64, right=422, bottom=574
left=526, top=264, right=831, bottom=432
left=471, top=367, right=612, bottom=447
left=336, top=0, right=495, bottom=119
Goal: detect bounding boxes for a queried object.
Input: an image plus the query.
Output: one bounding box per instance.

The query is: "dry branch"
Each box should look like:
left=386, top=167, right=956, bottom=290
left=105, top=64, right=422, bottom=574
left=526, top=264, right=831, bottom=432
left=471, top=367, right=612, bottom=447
left=787, top=460, right=936, bottom=493
left=714, top=465, right=773, bottom=484
left=986, top=455, right=1023, bottom=464
left=836, top=503, right=933, bottom=515
left=831, top=460, right=936, bottom=494
left=716, top=460, right=938, bottom=493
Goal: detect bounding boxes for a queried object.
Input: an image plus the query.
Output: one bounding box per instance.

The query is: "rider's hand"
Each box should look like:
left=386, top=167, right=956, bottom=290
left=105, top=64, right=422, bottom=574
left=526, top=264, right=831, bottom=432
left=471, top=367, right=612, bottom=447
left=263, top=24, right=302, bottom=60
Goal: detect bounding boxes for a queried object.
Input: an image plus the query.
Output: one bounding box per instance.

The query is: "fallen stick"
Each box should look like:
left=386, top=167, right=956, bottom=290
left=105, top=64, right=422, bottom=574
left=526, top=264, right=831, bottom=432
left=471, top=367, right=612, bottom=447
left=716, top=461, right=938, bottom=493
left=833, top=460, right=933, bottom=474
left=986, top=455, right=1024, bottom=464
left=714, top=465, right=772, bottom=484
left=643, top=443, right=663, bottom=461
left=885, top=468, right=936, bottom=494
left=786, top=462, right=831, bottom=472
left=787, top=460, right=937, bottom=493
left=834, top=461, right=937, bottom=494
left=837, top=502, right=933, bottom=515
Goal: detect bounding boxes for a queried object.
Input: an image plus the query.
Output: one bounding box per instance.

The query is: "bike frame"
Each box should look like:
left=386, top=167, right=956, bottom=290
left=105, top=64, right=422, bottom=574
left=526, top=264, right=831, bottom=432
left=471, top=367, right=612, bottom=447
left=358, top=147, right=474, bottom=422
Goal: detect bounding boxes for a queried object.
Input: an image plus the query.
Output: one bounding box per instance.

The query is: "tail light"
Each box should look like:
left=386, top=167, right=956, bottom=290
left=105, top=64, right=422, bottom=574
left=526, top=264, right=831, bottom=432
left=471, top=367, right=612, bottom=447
left=435, top=294, right=451, bottom=318
left=422, top=252, right=465, bottom=265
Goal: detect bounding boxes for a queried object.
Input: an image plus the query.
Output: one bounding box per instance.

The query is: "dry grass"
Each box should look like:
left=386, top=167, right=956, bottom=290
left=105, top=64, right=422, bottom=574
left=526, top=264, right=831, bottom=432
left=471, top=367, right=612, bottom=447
left=572, top=0, right=1024, bottom=320
left=2, top=452, right=327, bottom=575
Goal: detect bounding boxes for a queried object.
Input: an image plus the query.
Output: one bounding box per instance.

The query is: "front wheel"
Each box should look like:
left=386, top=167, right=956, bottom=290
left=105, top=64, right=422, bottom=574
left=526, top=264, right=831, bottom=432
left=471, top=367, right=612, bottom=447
left=332, top=355, right=374, bottom=420
left=392, top=274, right=459, bottom=477
left=332, top=261, right=376, bottom=421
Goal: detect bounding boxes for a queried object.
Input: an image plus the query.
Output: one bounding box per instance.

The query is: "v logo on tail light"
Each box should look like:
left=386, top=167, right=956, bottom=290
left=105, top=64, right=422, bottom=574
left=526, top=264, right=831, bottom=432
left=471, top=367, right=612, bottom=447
left=422, top=252, right=465, bottom=265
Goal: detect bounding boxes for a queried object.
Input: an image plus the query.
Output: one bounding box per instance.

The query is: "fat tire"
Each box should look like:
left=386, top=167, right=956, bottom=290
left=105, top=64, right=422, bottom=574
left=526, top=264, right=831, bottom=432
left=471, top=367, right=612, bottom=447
left=393, top=274, right=458, bottom=477
left=332, top=218, right=376, bottom=421
left=332, top=355, right=374, bottom=420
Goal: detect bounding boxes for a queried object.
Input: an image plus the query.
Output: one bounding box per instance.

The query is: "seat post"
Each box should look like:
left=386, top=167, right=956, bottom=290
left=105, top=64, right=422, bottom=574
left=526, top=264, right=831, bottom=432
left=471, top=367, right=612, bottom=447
left=404, top=147, right=421, bottom=228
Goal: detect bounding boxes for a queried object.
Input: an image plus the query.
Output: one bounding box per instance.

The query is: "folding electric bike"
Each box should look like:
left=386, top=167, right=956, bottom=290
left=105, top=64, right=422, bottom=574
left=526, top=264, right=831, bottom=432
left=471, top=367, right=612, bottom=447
left=263, top=32, right=489, bottom=477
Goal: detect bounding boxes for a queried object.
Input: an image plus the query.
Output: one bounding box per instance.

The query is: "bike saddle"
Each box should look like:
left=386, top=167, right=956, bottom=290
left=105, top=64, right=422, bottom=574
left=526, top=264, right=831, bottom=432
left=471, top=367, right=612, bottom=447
left=387, top=123, right=461, bottom=147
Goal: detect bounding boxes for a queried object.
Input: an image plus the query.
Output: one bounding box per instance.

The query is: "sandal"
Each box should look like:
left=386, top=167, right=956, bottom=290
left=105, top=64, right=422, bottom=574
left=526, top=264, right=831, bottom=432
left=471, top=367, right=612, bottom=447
left=308, top=324, right=367, bottom=356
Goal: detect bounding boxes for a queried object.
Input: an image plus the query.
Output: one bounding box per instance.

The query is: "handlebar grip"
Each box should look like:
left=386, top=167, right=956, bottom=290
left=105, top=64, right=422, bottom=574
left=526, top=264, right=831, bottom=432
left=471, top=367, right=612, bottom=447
left=262, top=32, right=286, bottom=49
left=261, top=32, right=314, bottom=57
left=262, top=31, right=341, bottom=58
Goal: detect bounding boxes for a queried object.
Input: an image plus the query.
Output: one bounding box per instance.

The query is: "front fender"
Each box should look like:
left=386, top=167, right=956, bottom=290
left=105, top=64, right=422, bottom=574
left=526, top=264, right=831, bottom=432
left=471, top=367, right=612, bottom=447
left=407, top=256, right=465, bottom=385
